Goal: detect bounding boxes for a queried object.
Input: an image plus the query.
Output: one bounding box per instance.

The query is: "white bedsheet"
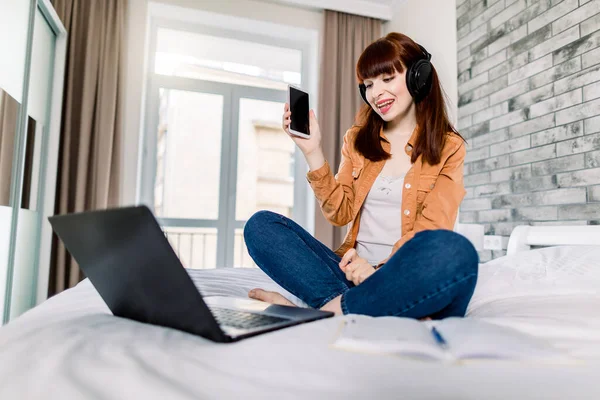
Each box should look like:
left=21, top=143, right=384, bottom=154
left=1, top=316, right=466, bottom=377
left=0, top=267, right=599, bottom=399
left=467, top=245, right=600, bottom=359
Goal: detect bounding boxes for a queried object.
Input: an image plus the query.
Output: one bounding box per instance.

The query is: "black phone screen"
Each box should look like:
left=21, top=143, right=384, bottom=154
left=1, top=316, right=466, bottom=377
left=289, top=87, right=310, bottom=135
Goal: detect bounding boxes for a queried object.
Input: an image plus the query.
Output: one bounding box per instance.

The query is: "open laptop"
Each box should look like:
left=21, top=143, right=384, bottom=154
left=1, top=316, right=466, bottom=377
left=48, top=206, right=333, bottom=342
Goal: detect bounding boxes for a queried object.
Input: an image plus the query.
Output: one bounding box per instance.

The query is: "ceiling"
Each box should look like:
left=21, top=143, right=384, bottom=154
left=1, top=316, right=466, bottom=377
left=266, top=0, right=407, bottom=21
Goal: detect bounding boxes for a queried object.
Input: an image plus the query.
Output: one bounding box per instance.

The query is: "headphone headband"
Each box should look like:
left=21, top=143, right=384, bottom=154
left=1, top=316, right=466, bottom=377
left=419, top=44, right=431, bottom=61
left=359, top=42, right=433, bottom=106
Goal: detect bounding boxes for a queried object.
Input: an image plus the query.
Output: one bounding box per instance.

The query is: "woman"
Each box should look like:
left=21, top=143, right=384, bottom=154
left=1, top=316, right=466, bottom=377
left=243, top=32, right=478, bottom=318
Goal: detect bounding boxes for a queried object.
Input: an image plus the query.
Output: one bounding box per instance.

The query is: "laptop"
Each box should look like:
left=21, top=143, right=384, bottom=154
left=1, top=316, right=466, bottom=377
left=48, top=206, right=333, bottom=342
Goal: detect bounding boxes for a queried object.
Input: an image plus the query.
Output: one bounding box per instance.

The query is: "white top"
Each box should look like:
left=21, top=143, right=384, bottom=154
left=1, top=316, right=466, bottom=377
left=355, top=173, right=405, bottom=265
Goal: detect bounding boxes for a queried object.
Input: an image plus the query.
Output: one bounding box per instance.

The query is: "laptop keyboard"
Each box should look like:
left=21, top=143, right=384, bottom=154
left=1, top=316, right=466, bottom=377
left=209, top=307, right=289, bottom=330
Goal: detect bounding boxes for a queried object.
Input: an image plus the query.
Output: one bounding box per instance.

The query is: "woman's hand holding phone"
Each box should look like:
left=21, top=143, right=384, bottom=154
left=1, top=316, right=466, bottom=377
left=282, top=103, right=325, bottom=171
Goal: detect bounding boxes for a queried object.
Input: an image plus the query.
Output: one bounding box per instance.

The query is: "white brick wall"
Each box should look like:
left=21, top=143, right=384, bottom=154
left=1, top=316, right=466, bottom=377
left=456, top=0, right=600, bottom=262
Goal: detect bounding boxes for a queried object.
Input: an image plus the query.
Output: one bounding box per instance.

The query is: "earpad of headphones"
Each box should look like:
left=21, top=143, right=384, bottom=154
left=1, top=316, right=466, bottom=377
left=406, top=59, right=433, bottom=101
left=358, top=83, right=368, bottom=104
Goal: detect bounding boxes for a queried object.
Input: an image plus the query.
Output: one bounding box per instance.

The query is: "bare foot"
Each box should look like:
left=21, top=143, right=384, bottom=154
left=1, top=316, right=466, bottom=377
left=248, top=288, right=296, bottom=307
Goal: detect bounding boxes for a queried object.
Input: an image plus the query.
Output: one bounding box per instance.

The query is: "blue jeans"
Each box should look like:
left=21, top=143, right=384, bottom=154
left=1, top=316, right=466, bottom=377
left=243, top=211, right=479, bottom=318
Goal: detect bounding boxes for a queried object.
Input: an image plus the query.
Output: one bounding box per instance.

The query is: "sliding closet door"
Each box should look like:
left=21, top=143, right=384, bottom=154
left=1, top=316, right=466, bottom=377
left=0, top=0, right=32, bottom=322
left=7, top=6, right=57, bottom=320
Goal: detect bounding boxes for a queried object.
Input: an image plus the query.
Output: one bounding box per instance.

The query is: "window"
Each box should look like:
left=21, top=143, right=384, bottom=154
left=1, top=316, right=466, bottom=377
left=141, top=21, right=312, bottom=269
left=155, top=27, right=302, bottom=89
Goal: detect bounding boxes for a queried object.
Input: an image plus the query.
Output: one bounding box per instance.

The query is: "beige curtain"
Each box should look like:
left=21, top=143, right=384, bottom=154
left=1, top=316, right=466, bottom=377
left=49, top=0, right=126, bottom=296
left=0, top=91, right=20, bottom=206
left=315, top=10, right=382, bottom=249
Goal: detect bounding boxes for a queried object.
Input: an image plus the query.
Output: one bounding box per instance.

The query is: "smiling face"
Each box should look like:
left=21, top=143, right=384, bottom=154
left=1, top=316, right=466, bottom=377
left=362, top=68, right=415, bottom=123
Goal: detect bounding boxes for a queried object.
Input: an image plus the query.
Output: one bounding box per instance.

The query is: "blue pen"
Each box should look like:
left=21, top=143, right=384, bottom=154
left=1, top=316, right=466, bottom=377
left=431, top=326, right=448, bottom=350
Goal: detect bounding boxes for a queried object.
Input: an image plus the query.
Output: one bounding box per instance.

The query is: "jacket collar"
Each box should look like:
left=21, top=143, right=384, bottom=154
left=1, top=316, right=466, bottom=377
left=379, top=124, right=419, bottom=155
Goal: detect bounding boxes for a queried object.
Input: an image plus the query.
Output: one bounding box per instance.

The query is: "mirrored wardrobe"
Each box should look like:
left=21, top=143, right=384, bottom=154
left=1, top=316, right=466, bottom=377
left=0, top=0, right=66, bottom=323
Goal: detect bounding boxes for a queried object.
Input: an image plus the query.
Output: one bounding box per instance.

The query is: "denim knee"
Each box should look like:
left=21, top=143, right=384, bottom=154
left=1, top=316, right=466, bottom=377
left=446, top=230, right=479, bottom=274
left=415, top=229, right=479, bottom=274
left=243, top=210, right=280, bottom=247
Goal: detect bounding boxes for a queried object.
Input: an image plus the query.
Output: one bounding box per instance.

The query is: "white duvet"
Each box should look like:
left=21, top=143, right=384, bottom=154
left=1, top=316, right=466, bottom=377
left=1, top=246, right=600, bottom=399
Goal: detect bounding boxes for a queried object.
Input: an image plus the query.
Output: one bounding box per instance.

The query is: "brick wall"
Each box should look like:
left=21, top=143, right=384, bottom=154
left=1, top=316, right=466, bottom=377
left=456, top=0, right=600, bottom=262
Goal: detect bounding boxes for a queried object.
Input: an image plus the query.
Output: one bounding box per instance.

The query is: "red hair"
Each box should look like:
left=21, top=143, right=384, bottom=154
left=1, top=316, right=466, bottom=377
left=354, top=32, right=464, bottom=165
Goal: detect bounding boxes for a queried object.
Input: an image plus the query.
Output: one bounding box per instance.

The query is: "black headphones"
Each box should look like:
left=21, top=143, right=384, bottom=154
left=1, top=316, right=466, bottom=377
left=359, top=44, right=433, bottom=106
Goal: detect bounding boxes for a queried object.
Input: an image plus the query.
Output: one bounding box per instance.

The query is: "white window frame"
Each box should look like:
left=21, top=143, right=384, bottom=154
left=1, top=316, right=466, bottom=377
left=139, top=4, right=319, bottom=267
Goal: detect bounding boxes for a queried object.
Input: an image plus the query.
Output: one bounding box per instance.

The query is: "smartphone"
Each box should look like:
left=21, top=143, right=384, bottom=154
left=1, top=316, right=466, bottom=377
left=287, top=85, right=310, bottom=139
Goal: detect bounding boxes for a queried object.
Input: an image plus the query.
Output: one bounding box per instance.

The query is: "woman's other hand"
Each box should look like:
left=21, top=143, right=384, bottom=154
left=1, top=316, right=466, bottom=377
left=282, top=103, right=324, bottom=170
left=339, top=248, right=376, bottom=286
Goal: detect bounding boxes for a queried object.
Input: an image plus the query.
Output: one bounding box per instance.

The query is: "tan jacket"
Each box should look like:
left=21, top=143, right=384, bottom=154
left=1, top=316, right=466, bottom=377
left=306, top=126, right=467, bottom=266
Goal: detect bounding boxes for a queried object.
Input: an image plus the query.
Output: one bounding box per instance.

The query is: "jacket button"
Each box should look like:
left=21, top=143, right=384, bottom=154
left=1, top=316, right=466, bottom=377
left=405, top=183, right=411, bottom=189
left=404, top=209, right=410, bottom=216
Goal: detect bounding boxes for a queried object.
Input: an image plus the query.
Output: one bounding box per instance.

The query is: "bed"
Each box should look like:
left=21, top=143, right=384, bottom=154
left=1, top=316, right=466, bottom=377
left=1, top=225, right=599, bottom=399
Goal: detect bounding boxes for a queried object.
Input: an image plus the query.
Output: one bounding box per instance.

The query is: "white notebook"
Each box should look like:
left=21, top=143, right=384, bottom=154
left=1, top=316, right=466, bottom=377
left=332, top=315, right=565, bottom=363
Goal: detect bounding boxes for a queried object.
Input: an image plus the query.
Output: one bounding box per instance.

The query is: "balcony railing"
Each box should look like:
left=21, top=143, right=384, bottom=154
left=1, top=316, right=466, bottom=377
left=163, top=227, right=257, bottom=269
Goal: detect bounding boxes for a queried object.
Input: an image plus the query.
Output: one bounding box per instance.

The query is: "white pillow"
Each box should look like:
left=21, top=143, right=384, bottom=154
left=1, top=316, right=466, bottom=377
left=467, top=245, right=600, bottom=315
left=465, top=246, right=600, bottom=357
